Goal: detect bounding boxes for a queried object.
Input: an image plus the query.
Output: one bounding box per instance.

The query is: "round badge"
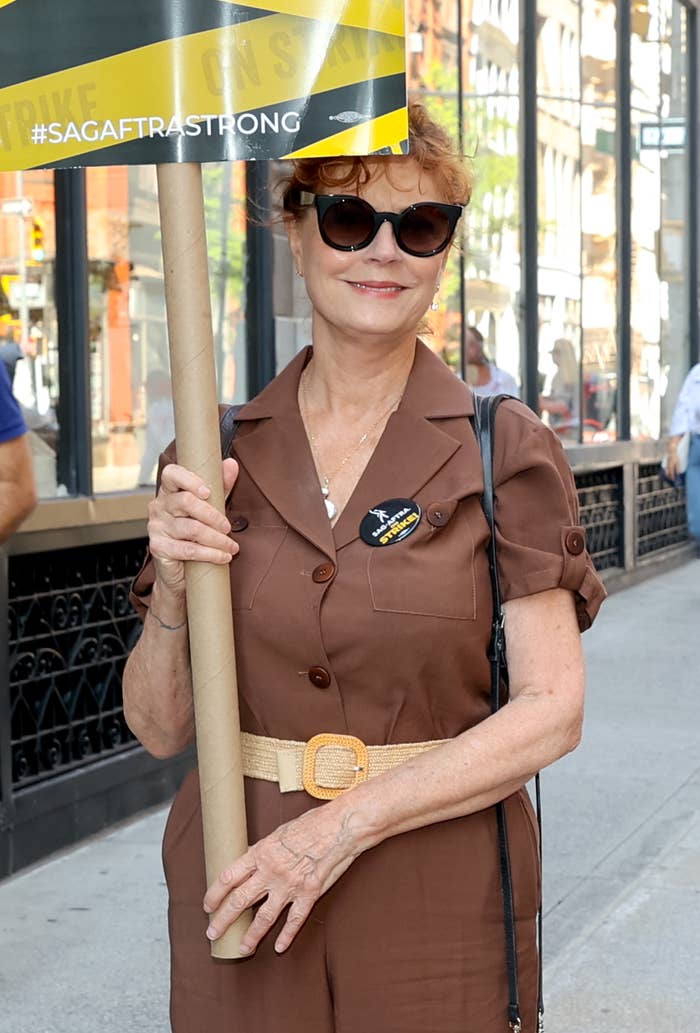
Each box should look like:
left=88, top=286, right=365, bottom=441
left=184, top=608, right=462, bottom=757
left=359, top=499, right=422, bottom=547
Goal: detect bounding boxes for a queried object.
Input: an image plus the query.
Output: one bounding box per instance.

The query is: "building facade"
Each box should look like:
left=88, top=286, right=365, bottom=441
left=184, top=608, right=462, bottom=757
left=1, top=0, right=698, bottom=874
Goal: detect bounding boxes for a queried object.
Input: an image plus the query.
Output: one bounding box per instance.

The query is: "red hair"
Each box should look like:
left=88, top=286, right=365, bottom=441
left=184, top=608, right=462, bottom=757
left=281, top=100, right=471, bottom=215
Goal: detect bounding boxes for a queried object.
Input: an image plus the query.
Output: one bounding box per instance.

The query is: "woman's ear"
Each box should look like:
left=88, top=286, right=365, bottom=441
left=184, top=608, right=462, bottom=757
left=285, top=214, right=304, bottom=278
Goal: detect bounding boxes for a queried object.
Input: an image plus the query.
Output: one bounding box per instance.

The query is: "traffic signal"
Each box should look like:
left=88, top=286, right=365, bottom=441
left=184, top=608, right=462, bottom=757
left=31, top=217, right=45, bottom=261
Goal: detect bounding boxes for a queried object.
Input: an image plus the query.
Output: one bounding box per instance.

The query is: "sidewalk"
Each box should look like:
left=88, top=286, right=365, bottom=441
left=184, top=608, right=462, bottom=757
left=542, top=558, right=700, bottom=1032
left=0, top=560, right=698, bottom=1033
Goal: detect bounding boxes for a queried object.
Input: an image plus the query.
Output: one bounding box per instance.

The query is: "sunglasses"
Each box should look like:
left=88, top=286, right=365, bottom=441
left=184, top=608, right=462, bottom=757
left=297, top=191, right=463, bottom=257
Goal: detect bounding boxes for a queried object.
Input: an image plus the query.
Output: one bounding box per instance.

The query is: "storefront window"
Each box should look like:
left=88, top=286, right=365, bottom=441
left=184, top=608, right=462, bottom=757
left=580, top=1, right=618, bottom=443
left=462, top=1, right=521, bottom=389
left=631, top=0, right=689, bottom=440
left=536, top=0, right=583, bottom=441
left=0, top=170, right=60, bottom=496
left=536, top=0, right=618, bottom=444
left=408, top=0, right=463, bottom=372
left=86, top=163, right=247, bottom=491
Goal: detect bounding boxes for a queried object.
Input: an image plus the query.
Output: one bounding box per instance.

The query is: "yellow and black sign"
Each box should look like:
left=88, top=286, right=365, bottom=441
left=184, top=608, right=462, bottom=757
left=0, top=0, right=407, bottom=171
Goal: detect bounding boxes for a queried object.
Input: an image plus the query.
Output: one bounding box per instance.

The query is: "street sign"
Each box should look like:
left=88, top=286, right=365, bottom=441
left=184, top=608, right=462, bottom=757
left=1, top=197, right=32, bottom=217
left=6, top=278, right=45, bottom=308
left=639, top=120, right=686, bottom=150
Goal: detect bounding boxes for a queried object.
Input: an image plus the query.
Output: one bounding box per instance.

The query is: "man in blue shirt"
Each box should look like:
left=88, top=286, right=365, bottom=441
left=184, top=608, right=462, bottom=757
left=0, top=358, right=37, bottom=541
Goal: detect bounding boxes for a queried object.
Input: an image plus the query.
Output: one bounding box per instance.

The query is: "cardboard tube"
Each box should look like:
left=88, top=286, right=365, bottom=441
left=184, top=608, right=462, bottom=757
left=157, top=162, right=251, bottom=958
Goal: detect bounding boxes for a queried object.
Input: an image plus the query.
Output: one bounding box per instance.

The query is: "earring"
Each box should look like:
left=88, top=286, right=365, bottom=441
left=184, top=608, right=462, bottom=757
left=430, top=281, right=440, bottom=311
left=296, top=267, right=304, bottom=278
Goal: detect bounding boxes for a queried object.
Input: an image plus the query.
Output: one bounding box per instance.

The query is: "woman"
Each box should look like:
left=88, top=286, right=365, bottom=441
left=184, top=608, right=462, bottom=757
left=665, top=362, right=700, bottom=547
left=465, top=325, right=520, bottom=398
left=123, top=102, right=605, bottom=1033
left=539, top=338, right=579, bottom=439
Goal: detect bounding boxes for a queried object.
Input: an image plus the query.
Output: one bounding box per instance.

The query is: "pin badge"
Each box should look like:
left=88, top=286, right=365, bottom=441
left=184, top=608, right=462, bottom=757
left=359, top=498, right=422, bottom=547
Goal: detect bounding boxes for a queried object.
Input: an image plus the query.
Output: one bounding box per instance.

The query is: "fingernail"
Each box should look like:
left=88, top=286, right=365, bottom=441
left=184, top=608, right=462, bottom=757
left=203, top=902, right=212, bottom=914
left=198, top=485, right=210, bottom=499
left=239, top=944, right=251, bottom=956
left=206, top=925, right=217, bottom=940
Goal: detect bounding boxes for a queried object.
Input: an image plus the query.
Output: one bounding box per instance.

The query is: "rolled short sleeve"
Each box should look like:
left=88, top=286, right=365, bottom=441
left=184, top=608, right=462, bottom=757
left=128, top=443, right=176, bottom=622
left=0, top=361, right=26, bottom=442
left=492, top=400, right=606, bottom=631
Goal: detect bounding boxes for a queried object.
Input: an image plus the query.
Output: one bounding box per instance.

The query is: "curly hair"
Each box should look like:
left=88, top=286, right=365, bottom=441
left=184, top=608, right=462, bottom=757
left=280, top=100, right=472, bottom=215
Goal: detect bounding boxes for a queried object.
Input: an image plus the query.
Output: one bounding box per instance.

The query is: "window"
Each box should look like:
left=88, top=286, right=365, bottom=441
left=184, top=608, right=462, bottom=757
left=462, top=5, right=521, bottom=389
left=630, top=0, right=690, bottom=440
left=535, top=0, right=618, bottom=444
left=0, top=170, right=60, bottom=496
left=407, top=0, right=464, bottom=373
left=86, top=163, right=247, bottom=491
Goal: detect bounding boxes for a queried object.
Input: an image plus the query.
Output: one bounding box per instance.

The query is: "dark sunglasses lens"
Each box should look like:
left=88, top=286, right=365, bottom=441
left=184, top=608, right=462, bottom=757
left=321, top=198, right=375, bottom=249
left=399, top=205, right=453, bottom=255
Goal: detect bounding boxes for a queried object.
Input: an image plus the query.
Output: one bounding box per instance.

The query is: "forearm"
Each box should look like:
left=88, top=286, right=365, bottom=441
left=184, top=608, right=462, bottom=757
left=333, top=689, right=581, bottom=852
left=122, top=580, right=195, bottom=757
left=0, top=480, right=37, bottom=541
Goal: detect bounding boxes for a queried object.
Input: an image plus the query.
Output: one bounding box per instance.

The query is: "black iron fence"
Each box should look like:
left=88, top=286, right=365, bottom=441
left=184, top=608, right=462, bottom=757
left=8, top=540, right=145, bottom=791
left=575, top=468, right=625, bottom=571
left=636, top=463, right=689, bottom=557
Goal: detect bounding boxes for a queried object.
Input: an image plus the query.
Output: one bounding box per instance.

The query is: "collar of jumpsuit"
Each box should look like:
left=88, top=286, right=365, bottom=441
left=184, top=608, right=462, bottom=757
left=231, top=340, right=478, bottom=557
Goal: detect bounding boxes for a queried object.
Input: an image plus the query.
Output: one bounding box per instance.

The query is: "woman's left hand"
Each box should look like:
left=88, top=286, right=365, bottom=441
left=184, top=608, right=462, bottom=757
left=203, top=800, right=366, bottom=955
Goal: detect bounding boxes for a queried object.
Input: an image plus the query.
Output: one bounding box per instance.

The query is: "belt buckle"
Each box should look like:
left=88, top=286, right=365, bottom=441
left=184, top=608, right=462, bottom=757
left=302, top=733, right=369, bottom=800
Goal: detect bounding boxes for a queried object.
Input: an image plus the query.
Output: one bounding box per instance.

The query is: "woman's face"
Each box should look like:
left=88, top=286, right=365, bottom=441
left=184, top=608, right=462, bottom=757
left=287, top=159, right=452, bottom=347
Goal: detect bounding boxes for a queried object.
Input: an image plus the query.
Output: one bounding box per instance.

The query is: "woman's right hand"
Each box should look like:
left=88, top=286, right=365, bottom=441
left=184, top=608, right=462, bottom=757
left=147, top=457, right=240, bottom=595
left=665, top=448, right=679, bottom=482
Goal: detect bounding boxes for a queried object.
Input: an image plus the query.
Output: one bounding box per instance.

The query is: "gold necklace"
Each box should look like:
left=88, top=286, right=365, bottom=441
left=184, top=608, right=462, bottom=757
left=300, top=373, right=402, bottom=520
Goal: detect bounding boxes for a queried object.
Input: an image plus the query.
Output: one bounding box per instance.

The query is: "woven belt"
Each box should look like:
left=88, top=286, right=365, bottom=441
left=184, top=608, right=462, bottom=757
left=241, top=731, right=446, bottom=800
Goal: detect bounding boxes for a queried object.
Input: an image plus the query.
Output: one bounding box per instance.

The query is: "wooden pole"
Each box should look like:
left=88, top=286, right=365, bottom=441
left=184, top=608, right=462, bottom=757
left=157, top=161, right=251, bottom=958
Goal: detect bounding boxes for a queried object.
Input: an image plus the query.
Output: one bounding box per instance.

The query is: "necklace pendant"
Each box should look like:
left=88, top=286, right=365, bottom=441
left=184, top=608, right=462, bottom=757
left=320, top=480, right=336, bottom=519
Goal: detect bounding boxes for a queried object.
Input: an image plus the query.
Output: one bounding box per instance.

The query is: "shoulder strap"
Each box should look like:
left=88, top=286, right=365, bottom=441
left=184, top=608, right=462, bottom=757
left=219, top=404, right=243, bottom=458
left=472, top=390, right=544, bottom=1033
left=472, top=392, right=510, bottom=694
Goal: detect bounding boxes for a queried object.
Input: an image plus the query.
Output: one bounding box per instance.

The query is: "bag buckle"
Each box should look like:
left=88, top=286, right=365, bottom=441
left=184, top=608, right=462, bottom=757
left=302, top=733, right=369, bottom=800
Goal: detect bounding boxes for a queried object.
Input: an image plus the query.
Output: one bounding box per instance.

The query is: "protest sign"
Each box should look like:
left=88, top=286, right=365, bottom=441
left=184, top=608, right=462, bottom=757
left=0, top=0, right=407, bottom=171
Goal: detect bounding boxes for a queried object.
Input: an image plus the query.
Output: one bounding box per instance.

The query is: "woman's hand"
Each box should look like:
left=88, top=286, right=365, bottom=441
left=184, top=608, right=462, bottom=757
left=203, top=800, right=366, bottom=955
left=665, top=440, right=680, bottom=482
left=147, top=458, right=240, bottom=594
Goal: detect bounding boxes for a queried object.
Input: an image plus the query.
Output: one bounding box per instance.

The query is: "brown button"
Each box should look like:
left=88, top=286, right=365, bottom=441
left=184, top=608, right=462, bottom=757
left=312, top=562, right=335, bottom=584
left=308, top=666, right=331, bottom=689
left=230, top=515, right=249, bottom=532
left=565, top=530, right=585, bottom=556
left=427, top=503, right=450, bottom=527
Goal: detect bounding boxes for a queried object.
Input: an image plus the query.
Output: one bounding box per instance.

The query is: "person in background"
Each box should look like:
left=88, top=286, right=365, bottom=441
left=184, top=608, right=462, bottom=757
left=0, top=336, right=24, bottom=387
left=0, top=359, right=37, bottom=542
left=665, top=361, right=700, bottom=548
left=465, top=325, right=519, bottom=397
left=540, top=338, right=580, bottom=437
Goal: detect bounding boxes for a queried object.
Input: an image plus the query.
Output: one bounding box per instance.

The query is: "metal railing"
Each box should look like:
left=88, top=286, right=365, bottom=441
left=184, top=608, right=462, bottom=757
left=8, top=540, right=145, bottom=789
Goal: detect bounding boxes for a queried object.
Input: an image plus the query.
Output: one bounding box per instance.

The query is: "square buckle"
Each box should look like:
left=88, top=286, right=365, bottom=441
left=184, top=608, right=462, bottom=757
left=302, top=733, right=369, bottom=800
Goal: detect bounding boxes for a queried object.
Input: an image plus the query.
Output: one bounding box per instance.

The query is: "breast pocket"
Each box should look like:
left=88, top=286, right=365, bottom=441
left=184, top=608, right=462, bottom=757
left=367, top=501, right=478, bottom=620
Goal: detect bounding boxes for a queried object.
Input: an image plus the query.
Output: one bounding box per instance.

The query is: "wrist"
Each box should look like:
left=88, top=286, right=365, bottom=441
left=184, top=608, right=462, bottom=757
left=331, top=782, right=388, bottom=855
left=151, top=579, right=187, bottom=625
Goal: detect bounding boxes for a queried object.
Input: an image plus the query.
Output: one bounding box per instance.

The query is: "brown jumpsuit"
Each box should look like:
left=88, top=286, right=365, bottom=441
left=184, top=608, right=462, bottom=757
left=131, top=341, right=605, bottom=1033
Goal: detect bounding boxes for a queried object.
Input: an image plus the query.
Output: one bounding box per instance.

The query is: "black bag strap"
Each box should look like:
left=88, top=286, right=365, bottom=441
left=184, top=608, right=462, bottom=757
left=472, top=392, right=544, bottom=1033
left=219, top=403, right=243, bottom=458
